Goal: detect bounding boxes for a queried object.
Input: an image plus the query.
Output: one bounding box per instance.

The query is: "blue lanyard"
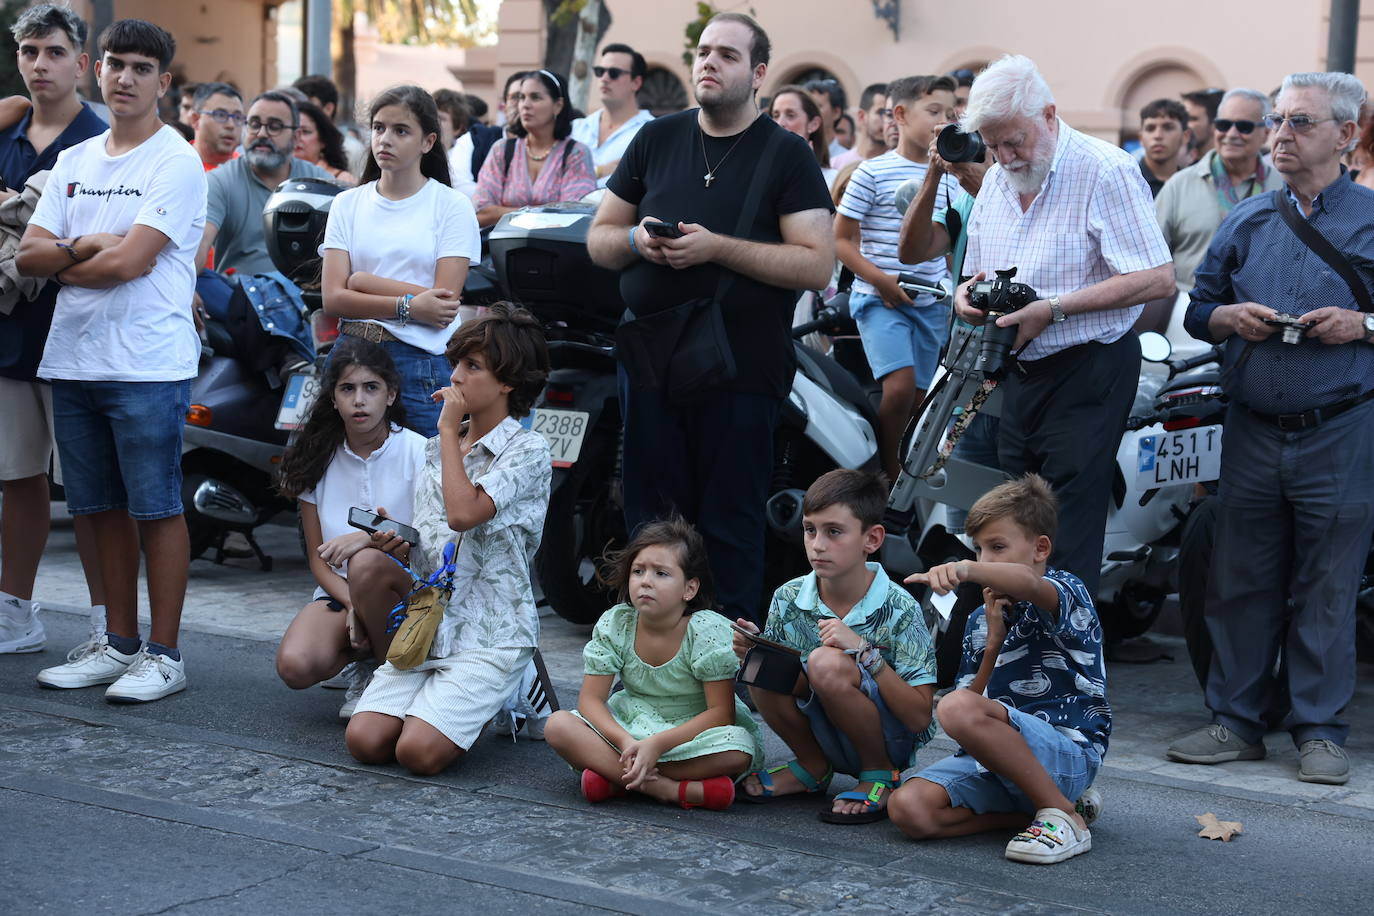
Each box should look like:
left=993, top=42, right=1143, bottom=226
left=383, top=541, right=458, bottom=634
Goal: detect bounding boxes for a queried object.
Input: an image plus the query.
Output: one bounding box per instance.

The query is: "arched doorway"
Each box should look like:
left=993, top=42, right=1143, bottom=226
left=1115, top=61, right=1209, bottom=144
left=641, top=66, right=689, bottom=116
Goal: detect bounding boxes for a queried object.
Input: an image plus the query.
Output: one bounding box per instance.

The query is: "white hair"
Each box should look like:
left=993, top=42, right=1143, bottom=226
left=1219, top=87, right=1271, bottom=117
left=1279, top=71, right=1367, bottom=151
left=960, top=55, right=1055, bottom=134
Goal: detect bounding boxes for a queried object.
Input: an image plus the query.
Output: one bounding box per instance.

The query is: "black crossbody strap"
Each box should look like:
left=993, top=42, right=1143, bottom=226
left=712, top=121, right=785, bottom=304
left=1273, top=190, right=1373, bottom=313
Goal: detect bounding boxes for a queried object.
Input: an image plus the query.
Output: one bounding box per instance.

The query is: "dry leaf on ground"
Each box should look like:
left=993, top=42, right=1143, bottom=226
left=1195, top=812, right=1244, bottom=841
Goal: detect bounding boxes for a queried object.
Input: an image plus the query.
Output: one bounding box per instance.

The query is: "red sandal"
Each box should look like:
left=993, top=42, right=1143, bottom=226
left=580, top=769, right=627, bottom=803
left=678, top=775, right=736, bottom=810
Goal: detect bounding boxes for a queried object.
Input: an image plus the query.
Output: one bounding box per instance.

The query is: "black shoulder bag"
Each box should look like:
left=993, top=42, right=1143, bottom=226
left=1273, top=190, right=1373, bottom=313
left=616, top=125, right=785, bottom=404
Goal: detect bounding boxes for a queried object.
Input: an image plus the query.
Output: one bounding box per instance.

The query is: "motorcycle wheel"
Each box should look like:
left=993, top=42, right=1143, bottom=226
left=1101, top=582, right=1167, bottom=643
left=536, top=433, right=624, bottom=625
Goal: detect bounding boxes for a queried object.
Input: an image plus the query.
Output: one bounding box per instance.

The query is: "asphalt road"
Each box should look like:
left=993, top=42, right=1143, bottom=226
left=1, top=610, right=1368, bottom=915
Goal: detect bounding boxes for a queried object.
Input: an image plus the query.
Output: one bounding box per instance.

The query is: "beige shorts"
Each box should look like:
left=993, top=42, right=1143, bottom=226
left=0, top=376, right=61, bottom=483
left=354, top=646, right=534, bottom=751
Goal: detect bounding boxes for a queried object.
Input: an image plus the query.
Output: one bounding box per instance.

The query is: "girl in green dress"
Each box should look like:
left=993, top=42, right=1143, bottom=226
left=544, top=518, right=763, bottom=810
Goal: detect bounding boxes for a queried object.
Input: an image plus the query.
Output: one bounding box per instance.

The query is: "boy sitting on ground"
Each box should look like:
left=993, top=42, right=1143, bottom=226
left=732, top=469, right=937, bottom=824
left=888, top=474, right=1108, bottom=864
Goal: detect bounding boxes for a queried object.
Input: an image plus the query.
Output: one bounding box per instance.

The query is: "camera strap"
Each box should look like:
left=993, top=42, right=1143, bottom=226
left=1273, top=190, right=1373, bottom=313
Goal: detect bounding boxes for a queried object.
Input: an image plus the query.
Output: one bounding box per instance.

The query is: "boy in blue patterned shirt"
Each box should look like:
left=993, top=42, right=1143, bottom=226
left=732, top=469, right=937, bottom=824
left=889, top=474, right=1108, bottom=864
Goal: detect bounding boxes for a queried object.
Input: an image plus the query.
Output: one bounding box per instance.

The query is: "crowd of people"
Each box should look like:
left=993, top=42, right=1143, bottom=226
left=1, top=3, right=1372, bottom=868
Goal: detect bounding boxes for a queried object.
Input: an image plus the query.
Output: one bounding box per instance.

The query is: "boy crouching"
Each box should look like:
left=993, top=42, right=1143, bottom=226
left=889, top=474, right=1109, bottom=864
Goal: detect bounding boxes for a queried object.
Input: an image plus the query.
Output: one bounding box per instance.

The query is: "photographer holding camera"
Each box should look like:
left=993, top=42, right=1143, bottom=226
left=953, top=55, right=1173, bottom=604
left=1167, top=72, right=1374, bottom=786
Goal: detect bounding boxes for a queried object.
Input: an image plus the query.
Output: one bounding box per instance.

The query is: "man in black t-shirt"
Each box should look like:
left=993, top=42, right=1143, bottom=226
left=588, top=12, right=834, bottom=625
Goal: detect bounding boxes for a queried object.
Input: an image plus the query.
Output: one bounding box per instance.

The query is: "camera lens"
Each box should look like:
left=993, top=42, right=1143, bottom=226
left=937, top=124, right=987, bottom=164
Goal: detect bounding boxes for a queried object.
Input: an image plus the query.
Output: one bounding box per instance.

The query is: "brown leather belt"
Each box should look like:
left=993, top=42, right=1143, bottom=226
left=339, top=320, right=400, bottom=343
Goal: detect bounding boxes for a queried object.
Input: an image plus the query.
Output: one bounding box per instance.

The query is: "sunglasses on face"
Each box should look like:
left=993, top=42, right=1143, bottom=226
left=593, top=66, right=629, bottom=80
left=1213, top=119, right=1259, bottom=135
left=1263, top=114, right=1336, bottom=133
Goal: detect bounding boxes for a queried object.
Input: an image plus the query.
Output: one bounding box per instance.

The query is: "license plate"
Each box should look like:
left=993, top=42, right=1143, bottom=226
left=1136, top=427, right=1221, bottom=487
left=275, top=372, right=321, bottom=430
left=523, top=408, right=589, bottom=467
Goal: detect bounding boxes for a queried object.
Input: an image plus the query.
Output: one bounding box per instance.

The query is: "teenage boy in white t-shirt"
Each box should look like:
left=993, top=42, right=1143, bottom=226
left=16, top=19, right=207, bottom=704
left=835, top=75, right=959, bottom=483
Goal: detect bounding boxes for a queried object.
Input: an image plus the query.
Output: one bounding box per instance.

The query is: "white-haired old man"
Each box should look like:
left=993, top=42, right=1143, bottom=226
left=1167, top=72, right=1374, bottom=786
left=951, top=56, right=1174, bottom=632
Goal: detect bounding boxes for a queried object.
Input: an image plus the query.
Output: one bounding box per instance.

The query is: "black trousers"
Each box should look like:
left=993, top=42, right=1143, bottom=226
left=618, top=366, right=782, bottom=625
left=997, top=332, right=1141, bottom=598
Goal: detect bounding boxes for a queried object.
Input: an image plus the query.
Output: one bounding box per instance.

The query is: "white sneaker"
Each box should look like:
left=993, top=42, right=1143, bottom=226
left=321, top=661, right=355, bottom=690
left=105, top=649, right=187, bottom=703
left=1005, top=808, right=1092, bottom=865
left=37, top=632, right=138, bottom=688
left=339, top=658, right=378, bottom=720
left=0, top=595, right=45, bottom=653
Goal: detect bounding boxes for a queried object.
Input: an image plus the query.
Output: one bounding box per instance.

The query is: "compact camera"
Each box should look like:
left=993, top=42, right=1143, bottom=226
left=966, top=267, right=1040, bottom=377
left=1262, top=313, right=1315, bottom=345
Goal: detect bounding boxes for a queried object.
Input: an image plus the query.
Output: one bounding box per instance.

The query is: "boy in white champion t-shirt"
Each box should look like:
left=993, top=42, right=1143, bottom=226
left=16, top=19, right=206, bottom=704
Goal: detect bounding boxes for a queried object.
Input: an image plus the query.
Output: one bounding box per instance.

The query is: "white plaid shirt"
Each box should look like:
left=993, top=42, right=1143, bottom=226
left=964, top=121, right=1171, bottom=361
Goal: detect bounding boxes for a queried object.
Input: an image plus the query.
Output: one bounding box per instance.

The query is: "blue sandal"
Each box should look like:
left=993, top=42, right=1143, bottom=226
left=817, top=769, right=900, bottom=824
left=738, top=759, right=834, bottom=804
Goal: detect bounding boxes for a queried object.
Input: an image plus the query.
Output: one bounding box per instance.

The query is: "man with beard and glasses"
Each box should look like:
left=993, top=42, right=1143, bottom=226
left=198, top=89, right=328, bottom=275
left=953, top=55, right=1173, bottom=633
left=587, top=12, right=834, bottom=626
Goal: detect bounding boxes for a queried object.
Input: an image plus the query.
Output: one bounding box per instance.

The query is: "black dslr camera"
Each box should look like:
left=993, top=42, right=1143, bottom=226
left=966, top=267, right=1039, bottom=377
left=936, top=123, right=987, bottom=164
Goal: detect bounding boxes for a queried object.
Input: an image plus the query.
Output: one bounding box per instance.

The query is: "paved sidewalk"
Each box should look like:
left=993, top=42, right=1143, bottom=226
left=30, top=510, right=1374, bottom=818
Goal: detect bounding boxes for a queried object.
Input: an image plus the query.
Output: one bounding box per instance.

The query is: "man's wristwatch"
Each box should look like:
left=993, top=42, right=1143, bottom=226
left=1047, top=296, right=1066, bottom=323
left=1363, top=313, right=1374, bottom=343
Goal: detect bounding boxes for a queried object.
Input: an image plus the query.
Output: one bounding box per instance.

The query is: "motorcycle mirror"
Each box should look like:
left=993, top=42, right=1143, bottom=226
left=1139, top=331, right=1172, bottom=363
left=892, top=177, right=920, bottom=216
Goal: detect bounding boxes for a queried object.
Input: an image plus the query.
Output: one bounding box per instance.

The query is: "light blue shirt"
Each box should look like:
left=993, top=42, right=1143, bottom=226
left=570, top=108, right=654, bottom=187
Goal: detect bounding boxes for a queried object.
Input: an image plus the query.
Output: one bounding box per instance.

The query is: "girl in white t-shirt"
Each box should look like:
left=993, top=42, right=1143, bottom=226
left=275, top=339, right=427, bottom=715
left=321, top=85, right=482, bottom=438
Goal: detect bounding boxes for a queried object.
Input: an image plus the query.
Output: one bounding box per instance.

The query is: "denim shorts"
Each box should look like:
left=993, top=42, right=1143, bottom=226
left=328, top=338, right=449, bottom=439
left=908, top=701, right=1101, bottom=815
left=797, top=654, right=921, bottom=775
left=850, top=292, right=949, bottom=387
left=50, top=379, right=191, bottom=520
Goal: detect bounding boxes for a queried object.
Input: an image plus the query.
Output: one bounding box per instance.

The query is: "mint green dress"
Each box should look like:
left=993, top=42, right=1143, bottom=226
left=575, top=604, right=763, bottom=768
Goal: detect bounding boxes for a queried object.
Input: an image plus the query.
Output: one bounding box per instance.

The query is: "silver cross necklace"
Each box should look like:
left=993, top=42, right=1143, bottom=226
left=699, top=117, right=753, bottom=187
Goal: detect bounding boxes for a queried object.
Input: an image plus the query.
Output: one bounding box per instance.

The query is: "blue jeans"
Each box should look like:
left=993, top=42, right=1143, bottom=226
left=796, top=654, right=922, bottom=774
left=910, top=701, right=1101, bottom=815
left=51, top=379, right=191, bottom=520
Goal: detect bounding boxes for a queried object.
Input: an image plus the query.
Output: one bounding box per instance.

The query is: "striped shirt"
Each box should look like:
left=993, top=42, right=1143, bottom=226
left=964, top=121, right=1172, bottom=361
left=838, top=150, right=959, bottom=305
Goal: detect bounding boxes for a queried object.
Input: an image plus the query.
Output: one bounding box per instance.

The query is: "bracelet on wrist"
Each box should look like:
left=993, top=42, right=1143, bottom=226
left=395, top=293, right=413, bottom=326
left=627, top=225, right=640, bottom=256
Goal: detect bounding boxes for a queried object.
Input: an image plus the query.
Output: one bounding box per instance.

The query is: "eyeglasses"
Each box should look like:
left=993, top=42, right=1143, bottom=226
left=592, top=66, right=629, bottom=80
left=877, top=108, right=894, bottom=119
left=1263, top=114, right=1337, bottom=133
left=245, top=117, right=294, bottom=135
left=1213, top=118, right=1259, bottom=135
left=198, top=109, right=244, bottom=126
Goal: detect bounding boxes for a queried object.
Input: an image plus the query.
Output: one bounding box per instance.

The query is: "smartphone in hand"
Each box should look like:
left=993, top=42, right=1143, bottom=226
left=347, top=506, right=420, bottom=545
left=643, top=220, right=684, bottom=239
